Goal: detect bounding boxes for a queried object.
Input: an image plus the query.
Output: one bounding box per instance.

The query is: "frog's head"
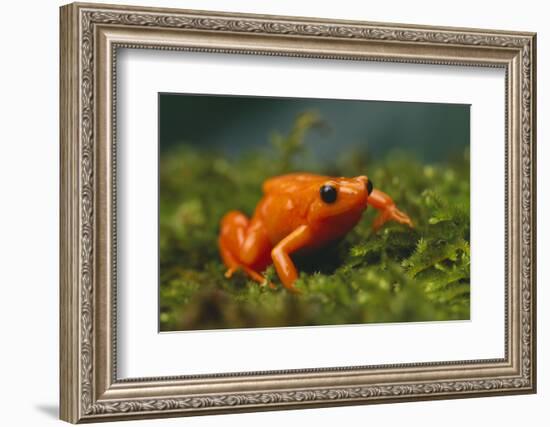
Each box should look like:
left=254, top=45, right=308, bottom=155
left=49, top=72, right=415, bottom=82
left=307, top=175, right=373, bottom=223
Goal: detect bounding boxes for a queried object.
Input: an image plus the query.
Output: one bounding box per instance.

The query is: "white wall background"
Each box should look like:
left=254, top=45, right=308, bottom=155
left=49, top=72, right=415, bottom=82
left=0, top=0, right=545, bottom=425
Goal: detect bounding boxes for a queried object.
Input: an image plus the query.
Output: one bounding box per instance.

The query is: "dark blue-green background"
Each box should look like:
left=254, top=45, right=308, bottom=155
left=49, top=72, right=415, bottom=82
left=159, top=93, right=469, bottom=162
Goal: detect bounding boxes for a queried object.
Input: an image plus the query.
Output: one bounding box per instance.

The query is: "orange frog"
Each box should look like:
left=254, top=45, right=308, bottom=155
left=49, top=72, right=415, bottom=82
left=218, top=173, right=413, bottom=292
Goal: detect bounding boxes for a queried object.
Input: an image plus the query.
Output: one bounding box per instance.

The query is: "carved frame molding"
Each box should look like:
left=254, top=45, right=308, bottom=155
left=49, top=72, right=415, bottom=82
left=60, top=2, right=536, bottom=423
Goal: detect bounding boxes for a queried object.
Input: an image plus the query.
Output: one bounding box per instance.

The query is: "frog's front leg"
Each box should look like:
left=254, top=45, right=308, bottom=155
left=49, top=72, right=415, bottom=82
left=368, top=189, right=413, bottom=232
left=271, top=225, right=313, bottom=293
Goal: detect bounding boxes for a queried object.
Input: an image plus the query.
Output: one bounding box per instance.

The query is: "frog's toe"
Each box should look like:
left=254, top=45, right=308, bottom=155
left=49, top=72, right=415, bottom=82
left=258, top=280, right=277, bottom=290
left=241, top=265, right=269, bottom=286
left=371, top=212, right=389, bottom=232
left=372, top=207, right=413, bottom=231
left=224, top=266, right=238, bottom=278
left=393, top=208, right=413, bottom=228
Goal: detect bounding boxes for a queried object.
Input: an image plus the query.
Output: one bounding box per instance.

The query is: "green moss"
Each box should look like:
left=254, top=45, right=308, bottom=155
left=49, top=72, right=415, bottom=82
left=159, top=112, right=470, bottom=331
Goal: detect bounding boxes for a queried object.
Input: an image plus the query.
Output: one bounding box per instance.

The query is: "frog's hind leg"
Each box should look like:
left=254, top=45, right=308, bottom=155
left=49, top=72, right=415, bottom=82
left=219, top=211, right=248, bottom=277
left=218, top=211, right=273, bottom=287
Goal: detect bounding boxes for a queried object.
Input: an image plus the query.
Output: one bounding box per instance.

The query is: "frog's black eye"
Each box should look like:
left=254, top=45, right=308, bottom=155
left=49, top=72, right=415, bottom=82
left=366, top=179, right=374, bottom=196
left=320, top=185, right=337, bottom=204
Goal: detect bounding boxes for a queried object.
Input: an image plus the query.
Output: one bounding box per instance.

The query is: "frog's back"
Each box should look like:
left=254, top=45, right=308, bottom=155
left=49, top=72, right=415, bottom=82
left=262, top=173, right=327, bottom=195
left=256, top=173, right=326, bottom=244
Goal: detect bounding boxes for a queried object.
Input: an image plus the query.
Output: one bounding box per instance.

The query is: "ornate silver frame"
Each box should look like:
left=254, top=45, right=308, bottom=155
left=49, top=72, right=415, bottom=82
left=60, top=2, right=537, bottom=423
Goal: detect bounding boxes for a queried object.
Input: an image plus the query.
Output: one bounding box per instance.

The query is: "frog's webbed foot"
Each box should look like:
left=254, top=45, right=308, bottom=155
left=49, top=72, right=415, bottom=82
left=372, top=206, right=413, bottom=232
left=224, top=265, right=275, bottom=289
left=368, top=189, right=413, bottom=232
left=224, top=266, right=238, bottom=279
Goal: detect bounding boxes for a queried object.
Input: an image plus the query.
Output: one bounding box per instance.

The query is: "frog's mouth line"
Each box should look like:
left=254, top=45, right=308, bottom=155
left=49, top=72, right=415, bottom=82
left=317, top=196, right=369, bottom=220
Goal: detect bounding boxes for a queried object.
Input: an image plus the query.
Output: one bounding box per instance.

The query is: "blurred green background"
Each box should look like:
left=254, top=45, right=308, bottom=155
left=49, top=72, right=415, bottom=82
left=159, top=94, right=470, bottom=332
left=159, top=94, right=469, bottom=161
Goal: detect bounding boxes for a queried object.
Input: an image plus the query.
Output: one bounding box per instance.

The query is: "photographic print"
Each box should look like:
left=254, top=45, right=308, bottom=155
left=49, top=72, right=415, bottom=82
left=159, top=94, right=471, bottom=331
left=60, top=4, right=536, bottom=421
